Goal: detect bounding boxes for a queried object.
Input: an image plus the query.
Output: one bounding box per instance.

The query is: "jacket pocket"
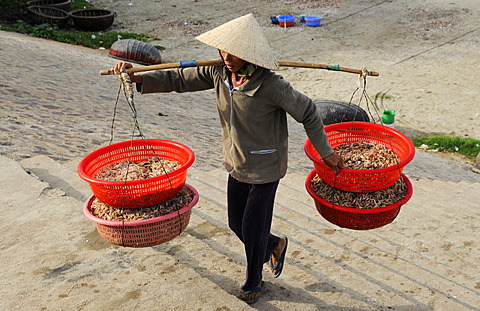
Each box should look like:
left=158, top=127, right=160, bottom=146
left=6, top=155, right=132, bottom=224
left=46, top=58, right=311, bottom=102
left=246, top=149, right=280, bottom=181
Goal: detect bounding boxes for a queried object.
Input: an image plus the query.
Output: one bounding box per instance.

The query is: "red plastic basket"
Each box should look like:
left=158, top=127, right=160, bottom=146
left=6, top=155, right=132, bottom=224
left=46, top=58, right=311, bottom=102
left=305, top=170, right=413, bottom=230
left=305, top=122, right=415, bottom=192
left=83, top=184, right=199, bottom=247
left=78, top=139, right=195, bottom=208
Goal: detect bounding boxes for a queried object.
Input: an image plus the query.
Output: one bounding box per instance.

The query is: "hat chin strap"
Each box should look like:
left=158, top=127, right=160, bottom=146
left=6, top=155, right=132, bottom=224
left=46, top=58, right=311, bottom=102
left=235, top=63, right=257, bottom=77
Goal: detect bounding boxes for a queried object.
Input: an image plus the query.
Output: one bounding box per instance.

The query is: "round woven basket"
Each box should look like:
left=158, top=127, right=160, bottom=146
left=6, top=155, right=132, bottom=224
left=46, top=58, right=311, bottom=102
left=313, top=100, right=370, bottom=125
left=78, top=139, right=195, bottom=209
left=27, top=5, right=69, bottom=28
left=83, top=184, right=199, bottom=247
left=305, top=170, right=413, bottom=230
left=26, top=0, right=71, bottom=12
left=69, top=8, right=115, bottom=31
left=305, top=121, right=415, bottom=192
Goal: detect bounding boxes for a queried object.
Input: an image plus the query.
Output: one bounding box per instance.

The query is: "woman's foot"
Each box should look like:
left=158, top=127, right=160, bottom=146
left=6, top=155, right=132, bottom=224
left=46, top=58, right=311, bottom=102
left=270, top=236, right=288, bottom=277
left=240, top=281, right=265, bottom=304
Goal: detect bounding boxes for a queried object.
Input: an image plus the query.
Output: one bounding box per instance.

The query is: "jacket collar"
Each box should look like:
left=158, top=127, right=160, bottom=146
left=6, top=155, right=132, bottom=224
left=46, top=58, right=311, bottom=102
left=221, top=66, right=269, bottom=96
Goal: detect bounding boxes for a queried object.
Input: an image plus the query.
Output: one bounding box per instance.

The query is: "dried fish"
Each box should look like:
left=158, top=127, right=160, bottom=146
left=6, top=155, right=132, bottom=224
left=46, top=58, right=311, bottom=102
left=334, top=141, right=399, bottom=170
left=311, top=174, right=407, bottom=209
left=95, top=156, right=182, bottom=181
left=91, top=186, right=194, bottom=221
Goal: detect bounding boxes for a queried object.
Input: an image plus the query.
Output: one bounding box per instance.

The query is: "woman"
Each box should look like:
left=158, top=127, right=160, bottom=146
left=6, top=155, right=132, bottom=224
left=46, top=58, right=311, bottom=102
left=112, top=13, right=343, bottom=304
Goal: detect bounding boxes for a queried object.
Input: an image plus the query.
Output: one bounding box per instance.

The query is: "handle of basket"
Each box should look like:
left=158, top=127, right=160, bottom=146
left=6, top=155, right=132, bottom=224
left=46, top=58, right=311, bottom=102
left=100, top=59, right=379, bottom=77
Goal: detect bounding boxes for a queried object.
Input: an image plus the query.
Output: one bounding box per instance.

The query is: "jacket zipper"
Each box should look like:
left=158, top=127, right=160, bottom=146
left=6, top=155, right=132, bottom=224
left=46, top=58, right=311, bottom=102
left=228, top=83, right=235, bottom=173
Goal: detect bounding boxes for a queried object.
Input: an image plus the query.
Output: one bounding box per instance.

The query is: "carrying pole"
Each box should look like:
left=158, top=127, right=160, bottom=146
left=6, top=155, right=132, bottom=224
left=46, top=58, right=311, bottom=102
left=100, top=59, right=379, bottom=76
left=277, top=61, right=379, bottom=76
left=100, top=60, right=224, bottom=75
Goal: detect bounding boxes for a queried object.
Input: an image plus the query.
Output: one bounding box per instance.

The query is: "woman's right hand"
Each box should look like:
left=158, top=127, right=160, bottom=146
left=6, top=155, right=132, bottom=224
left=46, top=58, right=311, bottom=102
left=111, top=61, right=132, bottom=73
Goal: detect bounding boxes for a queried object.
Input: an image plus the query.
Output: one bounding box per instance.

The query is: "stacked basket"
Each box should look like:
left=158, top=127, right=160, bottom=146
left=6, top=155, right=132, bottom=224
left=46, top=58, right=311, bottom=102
left=78, top=139, right=197, bottom=247
left=304, top=122, right=415, bottom=230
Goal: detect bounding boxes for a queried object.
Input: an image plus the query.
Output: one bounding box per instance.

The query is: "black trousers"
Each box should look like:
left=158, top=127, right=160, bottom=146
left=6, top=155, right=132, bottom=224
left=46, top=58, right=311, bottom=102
left=227, top=175, right=281, bottom=291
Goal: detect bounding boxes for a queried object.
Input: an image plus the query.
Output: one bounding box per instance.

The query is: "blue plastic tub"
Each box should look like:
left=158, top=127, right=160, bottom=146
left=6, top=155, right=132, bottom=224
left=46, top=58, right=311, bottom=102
left=305, top=16, right=322, bottom=27
left=277, top=15, right=295, bottom=27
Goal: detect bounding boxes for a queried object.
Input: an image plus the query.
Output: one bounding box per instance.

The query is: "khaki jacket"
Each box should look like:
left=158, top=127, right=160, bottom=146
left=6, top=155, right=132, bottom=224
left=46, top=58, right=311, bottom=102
left=140, top=65, right=333, bottom=184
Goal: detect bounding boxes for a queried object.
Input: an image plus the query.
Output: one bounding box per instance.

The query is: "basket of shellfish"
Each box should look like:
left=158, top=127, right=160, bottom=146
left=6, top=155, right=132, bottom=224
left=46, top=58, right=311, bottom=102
left=78, top=139, right=195, bottom=209
left=84, top=184, right=199, bottom=247
left=305, top=170, right=413, bottom=230
left=305, top=121, right=415, bottom=193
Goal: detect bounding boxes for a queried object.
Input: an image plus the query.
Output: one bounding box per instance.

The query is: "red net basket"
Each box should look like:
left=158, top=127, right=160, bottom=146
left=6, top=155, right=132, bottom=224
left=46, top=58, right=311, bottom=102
left=305, top=170, right=413, bottom=230
left=78, top=139, right=195, bottom=208
left=83, top=184, right=199, bottom=247
left=305, top=121, right=415, bottom=192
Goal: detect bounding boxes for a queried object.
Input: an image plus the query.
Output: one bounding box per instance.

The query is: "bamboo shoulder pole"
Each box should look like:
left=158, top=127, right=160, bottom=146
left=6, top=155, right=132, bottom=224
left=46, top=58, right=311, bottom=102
left=100, top=59, right=224, bottom=75
left=277, top=61, right=379, bottom=76
left=100, top=59, right=379, bottom=77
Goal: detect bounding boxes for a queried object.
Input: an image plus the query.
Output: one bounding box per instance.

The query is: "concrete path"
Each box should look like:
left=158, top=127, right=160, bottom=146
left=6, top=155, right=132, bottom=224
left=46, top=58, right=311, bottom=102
left=1, top=30, right=479, bottom=310
left=1, top=154, right=479, bottom=310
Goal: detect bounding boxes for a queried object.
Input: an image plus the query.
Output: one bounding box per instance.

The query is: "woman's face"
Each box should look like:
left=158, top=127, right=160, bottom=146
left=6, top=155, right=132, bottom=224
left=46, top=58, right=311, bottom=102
left=220, top=51, right=246, bottom=73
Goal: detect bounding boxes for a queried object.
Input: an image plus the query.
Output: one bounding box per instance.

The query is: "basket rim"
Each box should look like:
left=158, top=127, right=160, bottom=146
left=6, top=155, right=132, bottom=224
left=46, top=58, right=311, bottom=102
left=83, top=183, right=199, bottom=226
left=69, top=8, right=114, bottom=18
left=77, top=139, right=195, bottom=186
left=27, top=5, right=69, bottom=16
left=26, top=0, right=71, bottom=5
left=305, top=169, right=413, bottom=214
left=304, top=121, right=415, bottom=174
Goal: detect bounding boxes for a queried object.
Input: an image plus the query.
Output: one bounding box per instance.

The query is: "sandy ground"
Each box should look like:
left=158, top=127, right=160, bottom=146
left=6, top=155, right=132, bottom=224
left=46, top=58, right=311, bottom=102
left=93, top=0, right=480, bottom=139
left=1, top=1, right=480, bottom=310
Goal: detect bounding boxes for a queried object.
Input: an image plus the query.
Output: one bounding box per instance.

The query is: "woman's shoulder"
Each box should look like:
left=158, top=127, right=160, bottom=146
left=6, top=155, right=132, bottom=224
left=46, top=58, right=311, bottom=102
left=258, top=67, right=284, bottom=80
left=260, top=68, right=291, bottom=89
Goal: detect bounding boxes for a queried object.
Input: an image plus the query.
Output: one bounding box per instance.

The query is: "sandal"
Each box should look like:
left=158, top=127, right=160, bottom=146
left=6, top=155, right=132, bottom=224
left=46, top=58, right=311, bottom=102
left=240, top=281, right=265, bottom=304
left=269, top=236, right=288, bottom=278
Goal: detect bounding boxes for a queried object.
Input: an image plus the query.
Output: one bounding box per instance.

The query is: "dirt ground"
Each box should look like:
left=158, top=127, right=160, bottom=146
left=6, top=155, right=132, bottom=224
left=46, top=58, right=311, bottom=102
left=1, top=1, right=480, bottom=310
left=93, top=0, right=480, bottom=140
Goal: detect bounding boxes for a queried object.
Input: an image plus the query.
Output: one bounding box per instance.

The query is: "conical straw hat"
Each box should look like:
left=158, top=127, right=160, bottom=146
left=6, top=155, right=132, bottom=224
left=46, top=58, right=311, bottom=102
left=196, top=13, right=279, bottom=70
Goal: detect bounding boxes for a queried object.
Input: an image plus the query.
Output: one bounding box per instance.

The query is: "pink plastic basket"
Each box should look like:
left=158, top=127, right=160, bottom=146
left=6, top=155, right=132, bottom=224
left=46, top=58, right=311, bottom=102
left=78, top=139, right=195, bottom=208
left=305, top=122, right=415, bottom=192
left=305, top=170, right=413, bottom=230
left=83, top=184, right=199, bottom=247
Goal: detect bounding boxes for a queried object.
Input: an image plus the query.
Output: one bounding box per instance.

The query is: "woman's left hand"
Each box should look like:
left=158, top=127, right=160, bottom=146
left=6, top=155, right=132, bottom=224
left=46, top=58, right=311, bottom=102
left=322, top=152, right=344, bottom=174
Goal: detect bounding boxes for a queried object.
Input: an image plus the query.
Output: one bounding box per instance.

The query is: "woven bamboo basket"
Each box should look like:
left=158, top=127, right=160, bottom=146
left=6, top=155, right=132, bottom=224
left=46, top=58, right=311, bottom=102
left=26, top=0, right=71, bottom=12
left=27, top=5, right=69, bottom=28
left=69, top=8, right=115, bottom=31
